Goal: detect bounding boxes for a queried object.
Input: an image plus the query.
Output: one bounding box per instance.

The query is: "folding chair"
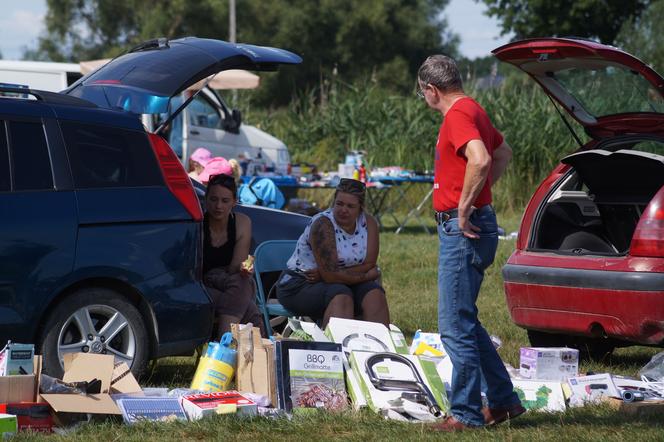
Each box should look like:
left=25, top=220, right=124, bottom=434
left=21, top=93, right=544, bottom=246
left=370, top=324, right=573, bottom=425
left=253, top=239, right=298, bottom=337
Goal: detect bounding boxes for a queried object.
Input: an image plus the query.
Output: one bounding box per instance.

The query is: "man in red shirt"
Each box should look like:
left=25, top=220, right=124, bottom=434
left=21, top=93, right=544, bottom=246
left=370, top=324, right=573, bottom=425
left=417, top=55, right=524, bottom=431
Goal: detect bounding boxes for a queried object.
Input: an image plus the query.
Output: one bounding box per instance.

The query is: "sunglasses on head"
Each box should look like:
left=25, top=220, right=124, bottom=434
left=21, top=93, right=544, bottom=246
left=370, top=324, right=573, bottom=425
left=338, top=178, right=366, bottom=192
left=208, top=174, right=235, bottom=186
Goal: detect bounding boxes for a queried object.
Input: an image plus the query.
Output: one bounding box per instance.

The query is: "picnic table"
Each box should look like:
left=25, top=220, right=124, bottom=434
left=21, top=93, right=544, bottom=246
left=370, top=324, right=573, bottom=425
left=245, top=174, right=434, bottom=234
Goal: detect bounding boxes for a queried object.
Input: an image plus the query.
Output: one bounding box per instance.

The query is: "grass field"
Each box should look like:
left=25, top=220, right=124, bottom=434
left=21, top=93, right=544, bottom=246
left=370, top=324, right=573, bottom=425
left=16, top=212, right=664, bottom=441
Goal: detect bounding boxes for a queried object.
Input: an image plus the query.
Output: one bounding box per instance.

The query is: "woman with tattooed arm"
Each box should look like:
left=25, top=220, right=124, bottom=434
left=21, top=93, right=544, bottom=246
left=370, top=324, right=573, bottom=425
left=276, top=178, right=390, bottom=326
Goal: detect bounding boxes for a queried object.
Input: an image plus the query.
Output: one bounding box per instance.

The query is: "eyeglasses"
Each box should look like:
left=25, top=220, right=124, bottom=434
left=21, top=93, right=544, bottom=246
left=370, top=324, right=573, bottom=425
left=416, top=83, right=430, bottom=99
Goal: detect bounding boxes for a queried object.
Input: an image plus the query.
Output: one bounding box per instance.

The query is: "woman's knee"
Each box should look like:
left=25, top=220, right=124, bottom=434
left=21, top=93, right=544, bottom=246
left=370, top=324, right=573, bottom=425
left=327, top=293, right=354, bottom=315
left=361, top=288, right=389, bottom=312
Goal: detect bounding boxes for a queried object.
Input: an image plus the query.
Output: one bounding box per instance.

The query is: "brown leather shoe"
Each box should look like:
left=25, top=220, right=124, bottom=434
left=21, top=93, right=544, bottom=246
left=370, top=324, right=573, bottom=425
left=482, top=403, right=527, bottom=425
left=431, top=416, right=472, bottom=432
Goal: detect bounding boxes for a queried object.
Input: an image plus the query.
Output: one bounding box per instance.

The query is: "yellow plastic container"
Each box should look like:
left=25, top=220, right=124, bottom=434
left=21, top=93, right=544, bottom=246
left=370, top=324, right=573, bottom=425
left=190, top=356, right=235, bottom=392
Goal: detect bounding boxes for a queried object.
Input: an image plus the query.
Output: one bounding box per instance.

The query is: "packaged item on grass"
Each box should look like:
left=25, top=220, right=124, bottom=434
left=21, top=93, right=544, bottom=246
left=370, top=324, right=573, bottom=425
left=349, top=350, right=448, bottom=417
left=116, top=397, right=187, bottom=424
left=325, top=318, right=407, bottom=356
left=0, top=355, right=41, bottom=404
left=511, top=378, right=567, bottom=412
left=181, top=391, right=257, bottom=420
left=519, top=347, right=579, bottom=381
left=190, top=332, right=237, bottom=392
left=41, top=353, right=141, bottom=416
left=0, top=403, right=52, bottom=433
left=275, top=340, right=347, bottom=412
left=0, top=414, right=17, bottom=437
left=409, top=330, right=446, bottom=357
left=0, top=342, right=34, bottom=376
left=567, top=373, right=620, bottom=405
left=232, top=324, right=277, bottom=407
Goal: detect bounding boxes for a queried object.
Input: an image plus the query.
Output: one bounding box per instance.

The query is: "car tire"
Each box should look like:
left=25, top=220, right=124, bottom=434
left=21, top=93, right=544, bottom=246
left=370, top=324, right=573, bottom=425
left=39, top=288, right=149, bottom=379
left=527, top=330, right=615, bottom=361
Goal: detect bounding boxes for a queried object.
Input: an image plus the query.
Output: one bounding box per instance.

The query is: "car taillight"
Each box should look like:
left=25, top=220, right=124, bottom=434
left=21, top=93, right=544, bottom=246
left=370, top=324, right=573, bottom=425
left=147, top=133, right=203, bottom=221
left=630, top=187, right=664, bottom=258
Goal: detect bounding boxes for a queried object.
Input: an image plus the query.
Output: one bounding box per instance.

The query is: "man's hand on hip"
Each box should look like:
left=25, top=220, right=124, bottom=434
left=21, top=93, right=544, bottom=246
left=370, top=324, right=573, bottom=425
left=458, top=207, right=481, bottom=239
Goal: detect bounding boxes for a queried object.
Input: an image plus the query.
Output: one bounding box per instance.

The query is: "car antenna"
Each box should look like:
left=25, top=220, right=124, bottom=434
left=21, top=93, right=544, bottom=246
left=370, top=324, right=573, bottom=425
left=546, top=93, right=584, bottom=148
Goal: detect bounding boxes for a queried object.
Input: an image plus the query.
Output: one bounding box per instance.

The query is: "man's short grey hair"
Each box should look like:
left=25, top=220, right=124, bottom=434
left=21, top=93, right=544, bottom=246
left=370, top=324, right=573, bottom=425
left=418, top=55, right=463, bottom=93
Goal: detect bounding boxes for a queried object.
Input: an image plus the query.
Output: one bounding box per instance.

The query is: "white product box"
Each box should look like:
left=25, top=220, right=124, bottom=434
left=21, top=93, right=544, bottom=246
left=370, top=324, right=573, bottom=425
left=519, top=347, right=579, bottom=381
left=325, top=318, right=408, bottom=355
left=181, top=391, right=257, bottom=420
left=511, top=379, right=567, bottom=412
left=349, top=351, right=448, bottom=415
left=567, top=373, right=620, bottom=405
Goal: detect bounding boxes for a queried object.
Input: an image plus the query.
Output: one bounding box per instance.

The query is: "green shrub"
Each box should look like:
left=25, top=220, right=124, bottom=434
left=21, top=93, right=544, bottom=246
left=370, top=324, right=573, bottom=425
left=245, top=76, right=590, bottom=213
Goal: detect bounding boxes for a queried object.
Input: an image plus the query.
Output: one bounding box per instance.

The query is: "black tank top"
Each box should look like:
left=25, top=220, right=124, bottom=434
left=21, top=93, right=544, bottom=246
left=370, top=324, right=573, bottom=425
left=203, top=212, right=236, bottom=275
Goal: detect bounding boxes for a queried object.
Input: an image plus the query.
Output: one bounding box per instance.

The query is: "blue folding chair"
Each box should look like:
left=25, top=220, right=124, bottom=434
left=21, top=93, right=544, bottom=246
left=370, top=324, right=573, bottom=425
left=253, top=240, right=298, bottom=337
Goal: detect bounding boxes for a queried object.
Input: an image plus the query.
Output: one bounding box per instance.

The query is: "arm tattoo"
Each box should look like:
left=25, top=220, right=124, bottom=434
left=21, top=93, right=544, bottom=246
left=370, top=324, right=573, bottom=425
left=311, top=218, right=339, bottom=273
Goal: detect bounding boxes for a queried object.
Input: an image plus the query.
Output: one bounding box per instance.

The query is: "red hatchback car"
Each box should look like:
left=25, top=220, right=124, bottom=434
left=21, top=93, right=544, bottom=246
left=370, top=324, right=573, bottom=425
left=494, top=38, right=664, bottom=358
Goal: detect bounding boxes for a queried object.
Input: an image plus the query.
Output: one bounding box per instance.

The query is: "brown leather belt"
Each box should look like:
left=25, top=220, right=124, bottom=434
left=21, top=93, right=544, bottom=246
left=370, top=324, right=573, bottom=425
left=434, top=208, right=458, bottom=224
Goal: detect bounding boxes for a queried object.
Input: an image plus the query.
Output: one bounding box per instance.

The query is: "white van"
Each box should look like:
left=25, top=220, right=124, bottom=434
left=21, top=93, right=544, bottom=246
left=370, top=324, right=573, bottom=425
left=0, top=60, right=292, bottom=175
left=162, top=87, right=291, bottom=175
left=0, top=60, right=82, bottom=92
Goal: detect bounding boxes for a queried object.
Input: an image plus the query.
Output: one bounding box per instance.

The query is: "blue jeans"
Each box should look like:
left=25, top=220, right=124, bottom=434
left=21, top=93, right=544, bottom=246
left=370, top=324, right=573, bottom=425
left=437, top=205, right=519, bottom=426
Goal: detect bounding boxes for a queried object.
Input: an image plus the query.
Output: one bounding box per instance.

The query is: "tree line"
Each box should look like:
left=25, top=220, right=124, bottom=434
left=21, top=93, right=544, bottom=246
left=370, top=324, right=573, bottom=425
left=23, top=0, right=663, bottom=105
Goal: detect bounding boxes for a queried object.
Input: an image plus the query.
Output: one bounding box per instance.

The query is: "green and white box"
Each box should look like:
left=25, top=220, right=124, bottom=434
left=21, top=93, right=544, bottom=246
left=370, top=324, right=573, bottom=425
left=512, top=379, right=567, bottom=412
left=349, top=351, right=449, bottom=414
left=0, top=414, right=17, bottom=437
left=325, top=318, right=409, bottom=355
left=288, top=347, right=347, bottom=411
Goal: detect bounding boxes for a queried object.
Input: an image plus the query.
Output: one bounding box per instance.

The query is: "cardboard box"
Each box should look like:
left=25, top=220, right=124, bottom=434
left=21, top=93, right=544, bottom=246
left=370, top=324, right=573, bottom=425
left=607, top=397, right=664, bottom=417
left=519, top=347, right=579, bottom=381
left=41, top=353, right=141, bottom=415
left=0, top=356, right=42, bottom=403
left=325, top=318, right=407, bottom=355
left=181, top=391, right=257, bottom=420
left=0, top=414, right=17, bottom=437
left=349, top=351, right=448, bottom=415
left=0, top=403, right=53, bottom=433
left=511, top=379, right=567, bottom=412
left=567, top=373, right=620, bottom=405
left=232, top=324, right=277, bottom=407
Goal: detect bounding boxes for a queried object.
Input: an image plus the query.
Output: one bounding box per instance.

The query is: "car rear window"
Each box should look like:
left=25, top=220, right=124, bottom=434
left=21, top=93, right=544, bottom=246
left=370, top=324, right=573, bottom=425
left=61, top=122, right=163, bottom=189
left=8, top=121, right=53, bottom=191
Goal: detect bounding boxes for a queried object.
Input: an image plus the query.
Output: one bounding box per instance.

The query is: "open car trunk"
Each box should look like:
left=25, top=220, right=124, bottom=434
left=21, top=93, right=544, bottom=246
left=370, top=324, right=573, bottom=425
left=531, top=144, right=664, bottom=255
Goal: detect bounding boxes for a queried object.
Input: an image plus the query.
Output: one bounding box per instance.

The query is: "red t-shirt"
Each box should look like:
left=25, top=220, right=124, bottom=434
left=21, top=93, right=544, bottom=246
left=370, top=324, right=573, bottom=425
left=433, top=97, right=503, bottom=212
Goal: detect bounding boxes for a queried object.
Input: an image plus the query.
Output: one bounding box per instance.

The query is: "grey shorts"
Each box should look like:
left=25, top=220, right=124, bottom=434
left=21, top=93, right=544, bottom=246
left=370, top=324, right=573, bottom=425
left=276, top=271, right=384, bottom=319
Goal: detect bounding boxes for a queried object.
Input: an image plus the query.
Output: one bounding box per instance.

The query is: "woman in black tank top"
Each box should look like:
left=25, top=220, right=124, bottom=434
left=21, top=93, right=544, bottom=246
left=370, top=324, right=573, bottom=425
left=203, top=173, right=265, bottom=338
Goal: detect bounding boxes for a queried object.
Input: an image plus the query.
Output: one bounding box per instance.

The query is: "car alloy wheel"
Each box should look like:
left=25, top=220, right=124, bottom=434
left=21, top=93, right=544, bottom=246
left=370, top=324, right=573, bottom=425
left=57, top=304, right=137, bottom=365
left=40, top=288, right=149, bottom=378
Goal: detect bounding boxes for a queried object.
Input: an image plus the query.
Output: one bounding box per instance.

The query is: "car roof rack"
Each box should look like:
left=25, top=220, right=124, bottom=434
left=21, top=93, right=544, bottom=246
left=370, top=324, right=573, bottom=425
left=0, top=85, right=97, bottom=108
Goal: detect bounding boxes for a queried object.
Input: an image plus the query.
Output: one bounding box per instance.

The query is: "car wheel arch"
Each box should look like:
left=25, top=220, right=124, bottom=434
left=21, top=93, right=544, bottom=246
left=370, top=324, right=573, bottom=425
left=35, top=277, right=159, bottom=359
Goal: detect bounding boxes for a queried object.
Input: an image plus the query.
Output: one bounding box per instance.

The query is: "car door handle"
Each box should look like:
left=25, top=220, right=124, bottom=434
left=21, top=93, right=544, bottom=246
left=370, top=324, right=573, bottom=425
left=190, top=130, right=200, bottom=135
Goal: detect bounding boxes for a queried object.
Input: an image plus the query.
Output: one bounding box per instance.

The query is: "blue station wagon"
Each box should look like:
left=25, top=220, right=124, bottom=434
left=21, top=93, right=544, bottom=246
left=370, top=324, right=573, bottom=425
left=0, top=37, right=303, bottom=377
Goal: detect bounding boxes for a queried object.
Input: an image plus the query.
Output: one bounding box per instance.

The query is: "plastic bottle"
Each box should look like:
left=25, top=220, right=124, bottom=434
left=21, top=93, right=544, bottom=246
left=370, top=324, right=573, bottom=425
left=352, top=168, right=361, bottom=180
left=358, top=163, right=367, bottom=183
left=191, top=332, right=237, bottom=392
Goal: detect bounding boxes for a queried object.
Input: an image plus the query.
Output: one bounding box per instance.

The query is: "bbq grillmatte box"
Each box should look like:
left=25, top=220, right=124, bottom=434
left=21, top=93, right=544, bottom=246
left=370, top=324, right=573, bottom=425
left=275, top=340, right=346, bottom=412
